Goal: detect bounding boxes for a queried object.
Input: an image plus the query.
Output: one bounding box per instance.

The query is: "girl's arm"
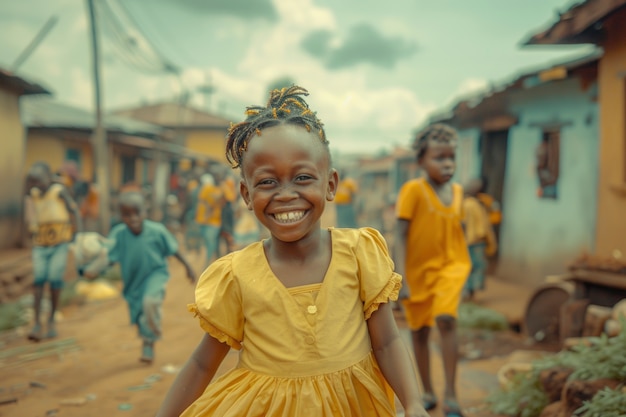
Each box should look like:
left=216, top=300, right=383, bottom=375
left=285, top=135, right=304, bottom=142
left=368, top=302, right=428, bottom=417
left=394, top=219, right=410, bottom=299
left=156, top=333, right=231, bottom=417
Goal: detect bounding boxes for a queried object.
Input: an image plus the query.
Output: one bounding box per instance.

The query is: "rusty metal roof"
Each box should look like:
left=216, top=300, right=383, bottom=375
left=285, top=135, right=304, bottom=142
left=113, top=101, right=232, bottom=129
left=0, top=69, right=50, bottom=96
left=522, top=0, right=626, bottom=45
left=22, top=96, right=163, bottom=138
left=428, top=51, right=601, bottom=129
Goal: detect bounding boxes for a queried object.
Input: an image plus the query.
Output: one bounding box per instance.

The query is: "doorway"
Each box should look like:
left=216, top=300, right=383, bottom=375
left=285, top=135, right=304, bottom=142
left=480, top=129, right=509, bottom=264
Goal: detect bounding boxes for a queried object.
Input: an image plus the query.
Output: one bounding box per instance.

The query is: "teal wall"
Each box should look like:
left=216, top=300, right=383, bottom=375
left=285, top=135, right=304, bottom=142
left=457, top=77, right=599, bottom=285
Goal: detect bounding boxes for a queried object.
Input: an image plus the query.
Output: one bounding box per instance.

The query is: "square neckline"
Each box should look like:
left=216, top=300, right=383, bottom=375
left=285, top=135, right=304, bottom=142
left=258, top=227, right=335, bottom=295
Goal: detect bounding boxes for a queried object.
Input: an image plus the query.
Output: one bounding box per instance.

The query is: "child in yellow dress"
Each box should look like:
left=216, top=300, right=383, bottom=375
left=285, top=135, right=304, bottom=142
left=157, top=86, right=428, bottom=417
left=394, top=123, right=471, bottom=417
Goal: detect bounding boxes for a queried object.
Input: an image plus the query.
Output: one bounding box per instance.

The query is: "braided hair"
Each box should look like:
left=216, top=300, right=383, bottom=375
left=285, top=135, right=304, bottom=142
left=412, top=123, right=458, bottom=160
left=225, top=85, right=328, bottom=169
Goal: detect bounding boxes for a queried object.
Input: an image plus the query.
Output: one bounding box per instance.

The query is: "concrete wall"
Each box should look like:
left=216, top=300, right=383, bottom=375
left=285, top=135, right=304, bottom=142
left=498, top=78, right=599, bottom=285
left=25, top=132, right=94, bottom=181
left=185, top=129, right=228, bottom=163
left=595, top=8, right=626, bottom=258
left=0, top=88, right=25, bottom=248
left=455, top=127, right=482, bottom=185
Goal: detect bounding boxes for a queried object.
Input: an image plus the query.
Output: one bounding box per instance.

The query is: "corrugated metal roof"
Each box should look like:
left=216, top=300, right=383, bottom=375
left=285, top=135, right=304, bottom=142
left=0, top=69, right=50, bottom=96
left=428, top=51, right=601, bottom=127
left=523, top=0, right=626, bottom=45
left=21, top=96, right=163, bottom=137
left=113, top=102, right=232, bottom=128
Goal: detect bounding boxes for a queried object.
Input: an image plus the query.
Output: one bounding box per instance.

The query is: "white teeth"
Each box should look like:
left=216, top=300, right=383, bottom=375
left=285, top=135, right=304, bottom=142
left=274, top=211, right=304, bottom=223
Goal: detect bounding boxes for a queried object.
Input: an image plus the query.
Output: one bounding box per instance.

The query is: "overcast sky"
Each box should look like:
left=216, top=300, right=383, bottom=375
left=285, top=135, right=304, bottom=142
left=1, top=0, right=593, bottom=155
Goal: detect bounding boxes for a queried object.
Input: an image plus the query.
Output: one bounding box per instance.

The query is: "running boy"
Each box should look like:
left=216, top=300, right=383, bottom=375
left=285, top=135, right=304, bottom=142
left=26, top=162, right=82, bottom=341
left=108, top=191, right=195, bottom=363
left=395, top=123, right=471, bottom=417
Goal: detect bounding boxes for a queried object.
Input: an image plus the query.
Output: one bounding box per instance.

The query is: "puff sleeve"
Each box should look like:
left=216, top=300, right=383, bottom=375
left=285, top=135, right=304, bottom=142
left=356, top=227, right=402, bottom=319
left=188, top=254, right=244, bottom=349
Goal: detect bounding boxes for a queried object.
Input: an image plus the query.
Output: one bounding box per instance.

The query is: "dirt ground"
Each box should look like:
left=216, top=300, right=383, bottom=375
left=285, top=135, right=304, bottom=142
left=0, top=250, right=549, bottom=417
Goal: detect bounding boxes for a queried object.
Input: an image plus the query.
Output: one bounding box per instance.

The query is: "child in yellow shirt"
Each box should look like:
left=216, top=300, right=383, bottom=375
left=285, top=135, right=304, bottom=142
left=395, top=123, right=470, bottom=417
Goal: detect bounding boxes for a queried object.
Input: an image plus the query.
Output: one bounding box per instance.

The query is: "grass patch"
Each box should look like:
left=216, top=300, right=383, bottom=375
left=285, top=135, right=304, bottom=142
left=0, top=303, right=28, bottom=332
left=458, top=302, right=509, bottom=331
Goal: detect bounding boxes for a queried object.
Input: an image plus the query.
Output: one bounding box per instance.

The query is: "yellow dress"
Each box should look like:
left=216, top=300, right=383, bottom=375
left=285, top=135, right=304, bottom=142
left=185, top=227, right=401, bottom=416
left=395, top=178, right=471, bottom=329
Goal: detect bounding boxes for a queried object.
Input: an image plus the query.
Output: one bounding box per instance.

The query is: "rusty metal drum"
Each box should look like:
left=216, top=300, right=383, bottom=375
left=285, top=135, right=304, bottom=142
left=523, top=282, right=575, bottom=344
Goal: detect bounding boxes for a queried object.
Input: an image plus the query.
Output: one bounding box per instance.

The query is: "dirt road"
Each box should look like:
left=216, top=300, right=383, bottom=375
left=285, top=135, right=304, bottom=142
left=0, top=251, right=512, bottom=417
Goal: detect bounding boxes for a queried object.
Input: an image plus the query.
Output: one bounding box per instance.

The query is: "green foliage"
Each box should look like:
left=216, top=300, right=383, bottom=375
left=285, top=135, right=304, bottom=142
left=577, top=386, right=626, bottom=417
left=487, top=366, right=550, bottom=417
left=0, top=302, right=28, bottom=332
left=458, top=302, right=509, bottom=331
left=488, top=317, right=626, bottom=417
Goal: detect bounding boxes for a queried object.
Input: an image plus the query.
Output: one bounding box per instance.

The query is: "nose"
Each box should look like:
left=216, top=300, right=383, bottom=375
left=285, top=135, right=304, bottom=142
left=274, top=184, right=298, bottom=201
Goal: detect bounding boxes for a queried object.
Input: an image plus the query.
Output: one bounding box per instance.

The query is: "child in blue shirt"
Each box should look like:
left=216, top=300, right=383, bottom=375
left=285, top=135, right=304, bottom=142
left=108, top=191, right=195, bottom=363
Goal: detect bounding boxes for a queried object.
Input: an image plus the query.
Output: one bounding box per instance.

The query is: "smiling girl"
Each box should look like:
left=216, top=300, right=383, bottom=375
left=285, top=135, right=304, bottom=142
left=156, top=86, right=428, bottom=417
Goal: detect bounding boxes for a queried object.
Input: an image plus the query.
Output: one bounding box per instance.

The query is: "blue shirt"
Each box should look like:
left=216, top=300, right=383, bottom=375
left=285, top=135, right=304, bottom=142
left=108, top=220, right=178, bottom=323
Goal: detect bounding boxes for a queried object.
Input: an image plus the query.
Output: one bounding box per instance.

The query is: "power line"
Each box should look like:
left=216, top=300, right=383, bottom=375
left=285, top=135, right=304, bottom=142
left=118, top=0, right=195, bottom=69
left=95, top=0, right=179, bottom=74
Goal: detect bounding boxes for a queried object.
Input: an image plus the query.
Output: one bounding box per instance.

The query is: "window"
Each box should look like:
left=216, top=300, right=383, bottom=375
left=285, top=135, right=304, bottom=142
left=536, top=129, right=560, bottom=199
left=65, top=148, right=81, bottom=167
left=121, top=155, right=136, bottom=185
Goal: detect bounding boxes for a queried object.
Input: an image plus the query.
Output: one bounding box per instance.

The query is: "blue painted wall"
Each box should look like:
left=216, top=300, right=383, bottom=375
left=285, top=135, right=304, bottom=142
left=498, top=78, right=598, bottom=285
left=455, top=127, right=482, bottom=186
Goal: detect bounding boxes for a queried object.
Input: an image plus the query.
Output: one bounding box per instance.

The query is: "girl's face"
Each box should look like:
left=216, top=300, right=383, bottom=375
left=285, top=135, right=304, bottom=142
left=120, top=202, right=145, bottom=235
left=240, top=124, right=338, bottom=243
left=420, top=140, right=457, bottom=185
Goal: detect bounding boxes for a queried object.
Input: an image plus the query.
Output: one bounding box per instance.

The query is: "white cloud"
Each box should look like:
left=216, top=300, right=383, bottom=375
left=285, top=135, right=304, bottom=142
left=450, top=78, right=490, bottom=101
left=67, top=68, right=92, bottom=108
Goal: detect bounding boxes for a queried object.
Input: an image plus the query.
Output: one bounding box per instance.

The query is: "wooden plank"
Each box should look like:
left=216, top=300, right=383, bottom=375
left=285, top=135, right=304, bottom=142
left=570, top=269, right=626, bottom=290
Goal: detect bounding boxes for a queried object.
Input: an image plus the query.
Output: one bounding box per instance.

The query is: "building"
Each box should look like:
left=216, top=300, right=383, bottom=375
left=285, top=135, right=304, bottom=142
left=523, top=0, right=626, bottom=265
left=429, top=53, right=600, bottom=285
left=113, top=101, right=232, bottom=165
left=0, top=69, right=50, bottom=249
left=21, top=97, right=211, bottom=230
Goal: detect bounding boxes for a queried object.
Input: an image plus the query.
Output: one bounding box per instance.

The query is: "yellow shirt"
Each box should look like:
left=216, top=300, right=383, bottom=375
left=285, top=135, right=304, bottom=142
left=463, top=196, right=490, bottom=245
left=334, top=178, right=358, bottom=205
left=195, top=183, right=223, bottom=226
left=464, top=196, right=498, bottom=255
left=477, top=193, right=502, bottom=225
left=221, top=176, right=237, bottom=203
left=31, top=183, right=73, bottom=246
left=395, top=178, right=470, bottom=303
left=186, top=228, right=400, bottom=416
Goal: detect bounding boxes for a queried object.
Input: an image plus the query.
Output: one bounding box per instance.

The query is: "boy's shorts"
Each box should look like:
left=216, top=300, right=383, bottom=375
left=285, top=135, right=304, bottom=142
left=33, top=243, right=70, bottom=289
left=401, top=271, right=466, bottom=329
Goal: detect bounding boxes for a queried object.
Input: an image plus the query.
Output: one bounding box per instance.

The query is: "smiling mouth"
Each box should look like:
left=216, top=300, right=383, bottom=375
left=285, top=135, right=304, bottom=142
left=273, top=210, right=305, bottom=223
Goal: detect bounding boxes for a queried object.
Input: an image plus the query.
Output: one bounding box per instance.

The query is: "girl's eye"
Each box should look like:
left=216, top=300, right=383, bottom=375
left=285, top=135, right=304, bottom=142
left=258, top=179, right=275, bottom=186
left=295, top=175, right=313, bottom=182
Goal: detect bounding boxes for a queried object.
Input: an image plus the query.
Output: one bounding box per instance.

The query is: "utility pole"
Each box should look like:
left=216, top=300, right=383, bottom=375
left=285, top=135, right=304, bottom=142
left=86, top=0, right=111, bottom=234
